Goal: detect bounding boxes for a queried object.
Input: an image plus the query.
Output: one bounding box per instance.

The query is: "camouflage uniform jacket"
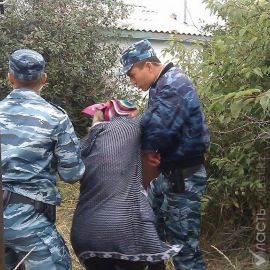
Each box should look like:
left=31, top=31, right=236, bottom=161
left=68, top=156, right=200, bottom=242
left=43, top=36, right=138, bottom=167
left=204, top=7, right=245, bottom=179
left=0, top=88, right=85, bottom=205
left=142, top=63, right=210, bottom=165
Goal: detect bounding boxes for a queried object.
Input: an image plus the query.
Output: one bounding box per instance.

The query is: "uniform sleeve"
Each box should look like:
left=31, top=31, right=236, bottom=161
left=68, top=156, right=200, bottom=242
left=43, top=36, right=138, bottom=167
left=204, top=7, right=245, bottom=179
left=141, top=83, right=193, bottom=155
left=54, top=115, right=85, bottom=182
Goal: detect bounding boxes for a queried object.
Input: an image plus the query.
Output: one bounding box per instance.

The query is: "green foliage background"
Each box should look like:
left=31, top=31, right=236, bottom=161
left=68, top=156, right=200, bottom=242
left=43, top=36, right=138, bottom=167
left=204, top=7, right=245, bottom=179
left=165, top=0, right=270, bottom=249
left=0, top=0, right=135, bottom=135
left=1, top=0, right=269, bottom=264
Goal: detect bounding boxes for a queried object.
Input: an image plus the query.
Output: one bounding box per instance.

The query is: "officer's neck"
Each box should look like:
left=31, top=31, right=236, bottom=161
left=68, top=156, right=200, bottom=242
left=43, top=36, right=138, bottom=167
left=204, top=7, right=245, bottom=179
left=13, top=82, right=43, bottom=95
left=150, top=64, right=164, bottom=88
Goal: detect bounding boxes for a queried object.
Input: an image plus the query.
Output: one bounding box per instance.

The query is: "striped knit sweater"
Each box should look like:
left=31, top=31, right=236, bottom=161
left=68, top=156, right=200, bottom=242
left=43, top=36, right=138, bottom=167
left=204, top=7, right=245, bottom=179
left=71, top=115, right=182, bottom=263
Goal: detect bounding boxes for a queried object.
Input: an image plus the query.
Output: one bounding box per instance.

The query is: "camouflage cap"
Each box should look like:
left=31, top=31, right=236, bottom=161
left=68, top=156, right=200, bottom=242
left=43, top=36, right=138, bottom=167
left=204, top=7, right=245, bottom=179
left=120, top=39, right=156, bottom=75
left=9, top=49, right=45, bottom=81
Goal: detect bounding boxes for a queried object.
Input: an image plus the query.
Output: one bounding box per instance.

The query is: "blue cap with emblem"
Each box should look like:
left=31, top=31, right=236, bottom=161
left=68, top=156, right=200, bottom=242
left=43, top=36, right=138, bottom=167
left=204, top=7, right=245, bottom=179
left=120, top=39, right=156, bottom=75
left=9, top=49, right=45, bottom=81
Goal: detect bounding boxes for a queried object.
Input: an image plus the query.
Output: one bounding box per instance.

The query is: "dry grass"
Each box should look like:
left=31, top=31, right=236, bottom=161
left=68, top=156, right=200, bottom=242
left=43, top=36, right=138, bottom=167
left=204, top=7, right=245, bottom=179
left=56, top=181, right=82, bottom=270
left=57, top=182, right=262, bottom=270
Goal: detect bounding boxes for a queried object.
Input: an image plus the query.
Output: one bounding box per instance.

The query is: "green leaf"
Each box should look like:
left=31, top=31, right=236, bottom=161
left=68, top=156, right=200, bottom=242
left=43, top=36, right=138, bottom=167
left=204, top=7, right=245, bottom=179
left=232, top=200, right=239, bottom=208
left=259, top=95, right=270, bottom=112
left=230, top=100, right=242, bottom=118
left=235, top=89, right=261, bottom=97
left=239, top=28, right=246, bottom=37
left=223, top=92, right=236, bottom=101
left=249, top=37, right=258, bottom=46
left=253, top=67, right=263, bottom=78
left=218, top=114, right=225, bottom=123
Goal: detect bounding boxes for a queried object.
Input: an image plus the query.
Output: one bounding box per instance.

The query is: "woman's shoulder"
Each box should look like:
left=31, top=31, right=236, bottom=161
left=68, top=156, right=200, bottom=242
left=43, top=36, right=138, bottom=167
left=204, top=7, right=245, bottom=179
left=111, top=115, right=143, bottom=125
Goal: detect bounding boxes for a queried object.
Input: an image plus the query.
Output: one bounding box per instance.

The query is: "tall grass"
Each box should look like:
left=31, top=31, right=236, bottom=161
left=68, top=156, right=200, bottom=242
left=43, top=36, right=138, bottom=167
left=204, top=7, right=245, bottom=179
left=57, top=181, right=258, bottom=270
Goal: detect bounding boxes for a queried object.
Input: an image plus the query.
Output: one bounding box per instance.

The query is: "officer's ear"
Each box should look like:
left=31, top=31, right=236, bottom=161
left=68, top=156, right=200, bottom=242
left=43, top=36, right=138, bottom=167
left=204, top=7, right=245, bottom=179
left=145, top=62, right=158, bottom=75
left=7, top=73, right=15, bottom=85
left=145, top=61, right=153, bottom=72
left=40, top=72, right=47, bottom=85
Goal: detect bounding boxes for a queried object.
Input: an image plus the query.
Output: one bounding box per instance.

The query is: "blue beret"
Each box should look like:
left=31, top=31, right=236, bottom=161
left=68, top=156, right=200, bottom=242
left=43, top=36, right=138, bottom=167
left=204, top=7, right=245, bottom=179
left=120, top=39, right=156, bottom=75
left=9, top=49, right=45, bottom=81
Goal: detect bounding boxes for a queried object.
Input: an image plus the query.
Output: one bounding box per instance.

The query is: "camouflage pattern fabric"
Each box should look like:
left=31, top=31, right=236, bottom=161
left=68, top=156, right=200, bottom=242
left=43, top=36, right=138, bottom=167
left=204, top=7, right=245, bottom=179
left=120, top=39, right=156, bottom=74
left=121, top=39, right=209, bottom=270
left=142, top=61, right=209, bottom=270
left=4, top=203, right=71, bottom=270
left=0, top=88, right=85, bottom=205
left=9, top=49, right=45, bottom=81
left=0, top=87, right=85, bottom=269
left=141, top=63, right=209, bottom=162
left=148, top=165, right=207, bottom=270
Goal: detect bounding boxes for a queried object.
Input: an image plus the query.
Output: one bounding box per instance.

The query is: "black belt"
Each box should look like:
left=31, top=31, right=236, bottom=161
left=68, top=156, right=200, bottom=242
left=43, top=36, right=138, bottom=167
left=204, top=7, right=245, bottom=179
left=161, top=164, right=203, bottom=193
left=3, top=191, right=56, bottom=223
left=161, top=155, right=205, bottom=171
left=8, top=192, right=35, bottom=205
left=180, top=164, right=202, bottom=179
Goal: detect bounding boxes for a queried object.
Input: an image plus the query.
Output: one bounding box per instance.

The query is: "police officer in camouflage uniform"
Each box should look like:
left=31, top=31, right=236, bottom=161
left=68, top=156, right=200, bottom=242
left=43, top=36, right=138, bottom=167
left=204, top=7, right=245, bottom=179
left=120, top=40, right=210, bottom=270
left=0, top=49, right=85, bottom=270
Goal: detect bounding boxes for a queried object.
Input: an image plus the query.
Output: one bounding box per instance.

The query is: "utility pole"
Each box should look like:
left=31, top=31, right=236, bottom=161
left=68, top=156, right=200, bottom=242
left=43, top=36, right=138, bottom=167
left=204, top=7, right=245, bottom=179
left=0, top=136, right=4, bottom=269
left=183, top=0, right=187, bottom=24
left=0, top=0, right=7, bottom=15
left=0, top=4, right=4, bottom=14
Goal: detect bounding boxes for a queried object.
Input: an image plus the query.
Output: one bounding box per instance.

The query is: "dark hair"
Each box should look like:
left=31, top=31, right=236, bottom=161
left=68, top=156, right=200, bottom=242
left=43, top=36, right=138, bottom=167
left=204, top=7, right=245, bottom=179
left=15, top=79, right=40, bottom=88
left=12, top=74, right=44, bottom=88
left=132, top=56, right=161, bottom=69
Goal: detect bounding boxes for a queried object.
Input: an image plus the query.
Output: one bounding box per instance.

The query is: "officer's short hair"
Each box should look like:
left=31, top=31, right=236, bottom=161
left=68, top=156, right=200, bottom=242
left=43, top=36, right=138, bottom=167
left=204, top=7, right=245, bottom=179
left=129, top=56, right=161, bottom=71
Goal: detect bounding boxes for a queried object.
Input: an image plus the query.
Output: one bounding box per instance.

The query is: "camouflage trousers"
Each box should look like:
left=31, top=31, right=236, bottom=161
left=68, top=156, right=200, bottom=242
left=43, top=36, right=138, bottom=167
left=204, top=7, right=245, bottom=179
left=148, top=165, right=207, bottom=270
left=4, top=203, right=71, bottom=270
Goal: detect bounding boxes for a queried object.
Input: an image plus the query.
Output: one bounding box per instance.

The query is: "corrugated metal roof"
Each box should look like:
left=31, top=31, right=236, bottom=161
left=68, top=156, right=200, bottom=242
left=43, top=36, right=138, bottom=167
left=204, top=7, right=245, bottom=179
left=118, top=5, right=210, bottom=37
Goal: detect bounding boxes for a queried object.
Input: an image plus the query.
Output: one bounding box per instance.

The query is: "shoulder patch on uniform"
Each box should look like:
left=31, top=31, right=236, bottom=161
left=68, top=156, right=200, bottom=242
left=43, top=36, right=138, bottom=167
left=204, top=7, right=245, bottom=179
left=48, top=101, right=67, bottom=114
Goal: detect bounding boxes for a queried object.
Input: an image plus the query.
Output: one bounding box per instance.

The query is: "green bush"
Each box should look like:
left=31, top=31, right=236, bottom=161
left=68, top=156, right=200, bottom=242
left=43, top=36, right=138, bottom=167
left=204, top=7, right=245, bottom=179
left=0, top=0, right=132, bottom=135
left=164, top=0, right=270, bottom=231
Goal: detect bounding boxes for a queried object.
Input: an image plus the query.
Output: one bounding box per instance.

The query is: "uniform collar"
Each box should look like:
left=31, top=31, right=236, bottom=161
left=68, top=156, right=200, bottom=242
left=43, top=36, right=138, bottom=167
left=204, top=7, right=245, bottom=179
left=6, top=88, right=43, bottom=100
left=151, top=62, right=174, bottom=89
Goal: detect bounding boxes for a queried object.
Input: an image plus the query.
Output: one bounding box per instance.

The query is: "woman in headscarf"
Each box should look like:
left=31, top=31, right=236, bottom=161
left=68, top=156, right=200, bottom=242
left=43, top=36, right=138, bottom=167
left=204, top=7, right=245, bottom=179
left=70, top=100, right=182, bottom=270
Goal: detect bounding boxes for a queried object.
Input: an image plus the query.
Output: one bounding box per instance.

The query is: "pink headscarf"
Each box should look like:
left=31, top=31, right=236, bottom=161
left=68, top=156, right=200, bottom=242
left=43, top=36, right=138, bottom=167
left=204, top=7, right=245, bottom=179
left=82, top=100, right=137, bottom=121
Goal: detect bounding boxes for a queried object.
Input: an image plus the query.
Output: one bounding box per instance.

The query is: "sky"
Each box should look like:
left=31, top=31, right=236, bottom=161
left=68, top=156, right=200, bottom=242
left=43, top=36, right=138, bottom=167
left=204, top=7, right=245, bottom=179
left=122, top=0, right=217, bottom=27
